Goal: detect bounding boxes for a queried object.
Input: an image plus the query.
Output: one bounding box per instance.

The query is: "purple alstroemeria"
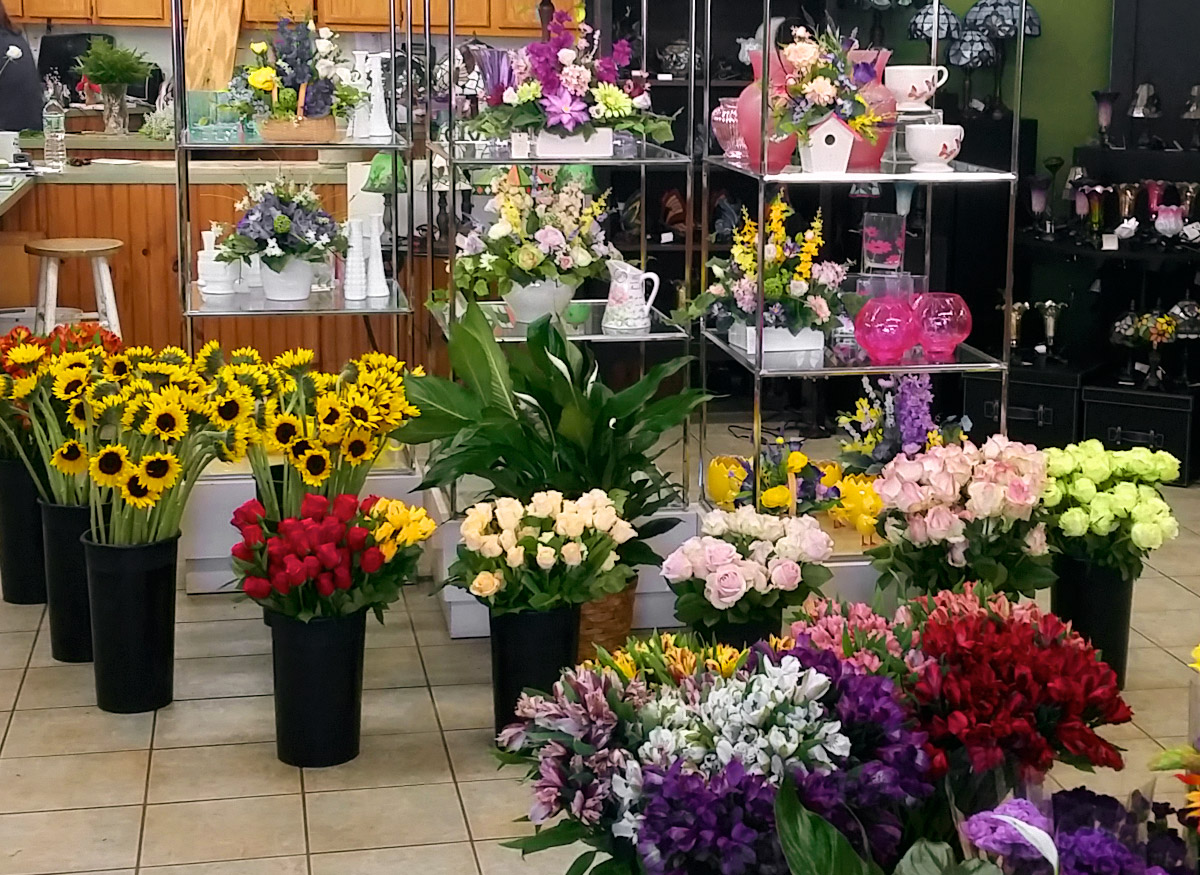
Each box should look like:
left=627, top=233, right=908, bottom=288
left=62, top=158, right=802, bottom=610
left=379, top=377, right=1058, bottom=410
left=541, top=89, right=590, bottom=132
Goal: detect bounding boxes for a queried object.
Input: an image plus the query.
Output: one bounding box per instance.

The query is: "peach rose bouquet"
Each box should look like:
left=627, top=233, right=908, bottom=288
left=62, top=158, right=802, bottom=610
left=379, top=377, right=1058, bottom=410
left=866, top=436, right=1055, bottom=598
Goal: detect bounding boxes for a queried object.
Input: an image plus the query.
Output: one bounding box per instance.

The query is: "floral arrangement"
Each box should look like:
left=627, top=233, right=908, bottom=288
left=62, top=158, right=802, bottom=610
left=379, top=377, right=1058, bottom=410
left=1038, top=441, right=1179, bottom=581
left=465, top=13, right=673, bottom=143
left=194, top=343, right=419, bottom=522
left=227, top=19, right=363, bottom=123
left=705, top=437, right=841, bottom=516
left=230, top=492, right=435, bottom=621
left=453, top=171, right=616, bottom=298
left=682, top=197, right=847, bottom=337
left=866, top=436, right=1055, bottom=598
left=1152, top=644, right=1200, bottom=836
left=660, top=507, right=833, bottom=631
left=837, top=375, right=971, bottom=475
left=216, top=178, right=347, bottom=272
left=445, top=490, right=638, bottom=615
left=772, top=25, right=881, bottom=145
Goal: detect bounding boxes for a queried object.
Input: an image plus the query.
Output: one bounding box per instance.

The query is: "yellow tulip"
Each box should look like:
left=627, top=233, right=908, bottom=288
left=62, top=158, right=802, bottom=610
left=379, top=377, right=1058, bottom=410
left=786, top=451, right=809, bottom=474
left=247, top=66, right=278, bottom=92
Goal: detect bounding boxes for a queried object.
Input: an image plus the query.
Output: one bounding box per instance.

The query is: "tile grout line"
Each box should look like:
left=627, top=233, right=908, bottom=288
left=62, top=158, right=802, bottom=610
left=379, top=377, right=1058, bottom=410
left=134, top=711, right=156, bottom=875
left=301, top=766, right=314, bottom=875
left=0, top=606, right=45, bottom=754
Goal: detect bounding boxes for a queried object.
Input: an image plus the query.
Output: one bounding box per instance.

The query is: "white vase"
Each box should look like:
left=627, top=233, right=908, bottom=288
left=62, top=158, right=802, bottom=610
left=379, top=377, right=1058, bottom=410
left=506, top=279, right=574, bottom=324
left=348, top=51, right=372, bottom=138
left=365, top=214, right=389, bottom=298
left=246, top=254, right=263, bottom=288
left=260, top=258, right=314, bottom=302
left=343, top=218, right=368, bottom=301
left=366, top=54, right=392, bottom=139
left=510, top=128, right=615, bottom=160
left=729, top=323, right=825, bottom=368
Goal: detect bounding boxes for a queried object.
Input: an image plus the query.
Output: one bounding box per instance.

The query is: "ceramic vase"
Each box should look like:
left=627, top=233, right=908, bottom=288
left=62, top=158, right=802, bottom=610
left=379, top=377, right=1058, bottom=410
left=846, top=49, right=897, bottom=172
left=366, top=54, right=392, bottom=139
left=349, top=51, right=372, bottom=138
left=261, top=257, right=314, bottom=302
left=736, top=51, right=796, bottom=175
left=506, top=279, right=573, bottom=324
left=343, top=218, right=367, bottom=301
left=365, top=215, right=389, bottom=298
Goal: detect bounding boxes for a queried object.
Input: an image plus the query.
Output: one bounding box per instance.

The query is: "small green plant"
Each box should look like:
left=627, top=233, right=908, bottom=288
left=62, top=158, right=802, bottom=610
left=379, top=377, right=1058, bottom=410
left=74, top=38, right=152, bottom=86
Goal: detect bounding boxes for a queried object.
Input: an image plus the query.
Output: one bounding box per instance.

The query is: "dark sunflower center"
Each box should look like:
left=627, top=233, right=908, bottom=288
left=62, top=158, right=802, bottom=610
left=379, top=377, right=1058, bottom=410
left=156, top=413, right=178, bottom=432
left=65, top=379, right=83, bottom=395
left=62, top=444, right=82, bottom=461
left=144, top=458, right=170, bottom=479
left=348, top=440, right=368, bottom=457
left=72, top=401, right=84, bottom=418
left=275, top=422, right=298, bottom=443
left=350, top=405, right=369, bottom=421
left=305, top=454, right=327, bottom=475
left=98, top=453, right=123, bottom=475
left=217, top=400, right=239, bottom=420
left=112, top=361, right=129, bottom=376
left=291, top=439, right=313, bottom=458
left=322, top=410, right=340, bottom=425
left=126, top=476, right=151, bottom=498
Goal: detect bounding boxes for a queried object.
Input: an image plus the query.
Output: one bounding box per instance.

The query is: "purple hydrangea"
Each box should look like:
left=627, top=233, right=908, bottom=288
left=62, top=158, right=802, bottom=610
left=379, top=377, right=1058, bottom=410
left=963, top=798, right=1053, bottom=861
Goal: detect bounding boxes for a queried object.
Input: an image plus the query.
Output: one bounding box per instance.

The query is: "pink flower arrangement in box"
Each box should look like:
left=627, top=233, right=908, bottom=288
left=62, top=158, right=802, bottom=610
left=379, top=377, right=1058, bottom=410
left=865, top=436, right=1056, bottom=598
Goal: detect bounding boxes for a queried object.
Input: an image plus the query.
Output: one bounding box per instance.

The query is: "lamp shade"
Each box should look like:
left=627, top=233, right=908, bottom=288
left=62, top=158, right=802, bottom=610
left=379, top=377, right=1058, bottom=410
left=362, top=152, right=407, bottom=194
left=964, top=0, right=1041, bottom=39
left=908, top=3, right=964, bottom=40
left=947, top=27, right=998, bottom=68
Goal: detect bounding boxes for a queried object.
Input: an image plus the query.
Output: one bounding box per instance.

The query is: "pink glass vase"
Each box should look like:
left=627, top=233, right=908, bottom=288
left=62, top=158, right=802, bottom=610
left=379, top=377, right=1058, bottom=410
left=736, top=50, right=796, bottom=175
left=855, top=296, right=916, bottom=365
left=846, top=49, right=897, bottom=172
left=711, top=97, right=747, bottom=162
left=914, top=292, right=972, bottom=362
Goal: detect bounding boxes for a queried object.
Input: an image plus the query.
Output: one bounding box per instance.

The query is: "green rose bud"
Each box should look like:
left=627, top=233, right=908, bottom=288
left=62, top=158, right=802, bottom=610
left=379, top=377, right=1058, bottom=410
left=1069, top=476, right=1097, bottom=504
left=1059, top=507, right=1089, bottom=537
left=1041, top=479, right=1065, bottom=508
left=1109, top=481, right=1139, bottom=514
left=513, top=243, right=545, bottom=272
left=1130, top=520, right=1165, bottom=551
left=1044, top=447, right=1076, bottom=478
left=1079, top=454, right=1112, bottom=484
left=273, top=214, right=292, bottom=234
left=1090, top=513, right=1118, bottom=536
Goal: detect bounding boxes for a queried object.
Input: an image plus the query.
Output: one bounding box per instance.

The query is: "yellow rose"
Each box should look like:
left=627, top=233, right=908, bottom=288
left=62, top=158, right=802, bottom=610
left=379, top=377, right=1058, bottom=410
left=468, top=570, right=502, bottom=598
left=249, top=41, right=269, bottom=55
left=247, top=66, right=278, bottom=92
left=760, top=485, right=792, bottom=509
left=378, top=540, right=398, bottom=562
left=786, top=451, right=809, bottom=474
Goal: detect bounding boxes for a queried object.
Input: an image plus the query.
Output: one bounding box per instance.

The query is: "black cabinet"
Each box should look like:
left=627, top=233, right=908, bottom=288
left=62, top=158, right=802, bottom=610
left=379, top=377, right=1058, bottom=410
left=963, top=364, right=1091, bottom=448
left=1082, top=385, right=1199, bottom=484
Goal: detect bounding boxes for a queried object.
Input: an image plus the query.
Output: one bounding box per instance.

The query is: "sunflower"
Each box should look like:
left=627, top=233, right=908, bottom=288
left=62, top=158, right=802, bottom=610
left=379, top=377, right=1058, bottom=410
left=0, top=374, right=12, bottom=400
left=195, top=340, right=224, bottom=376
left=5, top=342, right=45, bottom=369
left=66, top=398, right=89, bottom=431
left=230, top=347, right=263, bottom=366
left=11, top=375, right=36, bottom=401
left=340, top=430, right=377, bottom=466
left=121, top=394, right=150, bottom=430
left=295, top=446, right=332, bottom=487
left=313, top=372, right=339, bottom=393
left=273, top=349, right=315, bottom=371
left=155, top=346, right=191, bottom=366
left=122, top=345, right=155, bottom=363
left=344, top=388, right=382, bottom=431
left=90, top=444, right=131, bottom=488
left=119, top=471, right=161, bottom=510
left=54, top=350, right=92, bottom=372
left=52, top=369, right=88, bottom=401
left=103, top=354, right=132, bottom=382
left=209, top=386, right=253, bottom=428
left=267, top=413, right=304, bottom=451
left=315, top=396, right=347, bottom=440
left=138, top=452, right=182, bottom=491
left=142, top=396, right=189, bottom=441
left=288, top=437, right=315, bottom=462
left=50, top=440, right=88, bottom=476
left=217, top=422, right=253, bottom=463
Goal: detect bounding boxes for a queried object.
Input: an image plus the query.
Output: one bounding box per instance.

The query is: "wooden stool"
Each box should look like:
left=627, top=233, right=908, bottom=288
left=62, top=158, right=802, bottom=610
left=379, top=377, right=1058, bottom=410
left=25, top=238, right=123, bottom=337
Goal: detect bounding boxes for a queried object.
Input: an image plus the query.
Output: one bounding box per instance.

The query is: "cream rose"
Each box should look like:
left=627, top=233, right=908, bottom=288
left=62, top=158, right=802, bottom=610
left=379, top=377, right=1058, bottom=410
left=505, top=545, right=525, bottom=568
left=469, top=571, right=502, bottom=598
left=536, top=545, right=557, bottom=570
left=560, top=542, right=586, bottom=566
left=479, top=535, right=503, bottom=559
left=494, top=497, right=525, bottom=531
left=609, top=519, right=636, bottom=544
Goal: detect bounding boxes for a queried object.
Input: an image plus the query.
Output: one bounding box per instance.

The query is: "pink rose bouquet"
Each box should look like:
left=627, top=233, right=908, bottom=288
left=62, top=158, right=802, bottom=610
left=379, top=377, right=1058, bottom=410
left=661, top=506, right=833, bottom=633
left=865, top=436, right=1056, bottom=598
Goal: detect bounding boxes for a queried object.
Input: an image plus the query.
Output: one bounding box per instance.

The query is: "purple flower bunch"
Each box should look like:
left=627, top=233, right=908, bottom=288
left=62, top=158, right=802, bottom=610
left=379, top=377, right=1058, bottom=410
left=218, top=179, right=347, bottom=270
left=895, top=373, right=936, bottom=454
left=273, top=19, right=313, bottom=90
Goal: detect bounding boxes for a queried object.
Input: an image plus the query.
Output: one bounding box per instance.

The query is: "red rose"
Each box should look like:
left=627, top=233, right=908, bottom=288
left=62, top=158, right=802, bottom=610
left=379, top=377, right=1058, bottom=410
left=333, top=565, right=352, bottom=590
left=347, top=526, right=369, bottom=553
left=303, top=555, right=322, bottom=579
left=316, top=542, right=341, bottom=570
left=360, top=495, right=380, bottom=513
left=278, top=518, right=300, bottom=539
left=266, top=538, right=288, bottom=560
left=360, top=546, right=384, bottom=574
left=231, top=541, right=254, bottom=563
left=232, top=499, right=266, bottom=529
left=318, top=517, right=345, bottom=545
left=270, top=570, right=291, bottom=594
left=332, top=493, right=359, bottom=523
left=284, top=554, right=307, bottom=586
left=301, top=493, right=329, bottom=521
left=242, top=576, right=271, bottom=599
left=240, top=524, right=264, bottom=546
left=315, top=572, right=335, bottom=597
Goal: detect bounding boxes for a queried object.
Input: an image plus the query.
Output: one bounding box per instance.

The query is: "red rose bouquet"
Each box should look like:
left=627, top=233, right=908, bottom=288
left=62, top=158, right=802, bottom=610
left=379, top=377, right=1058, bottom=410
left=231, top=492, right=436, bottom=621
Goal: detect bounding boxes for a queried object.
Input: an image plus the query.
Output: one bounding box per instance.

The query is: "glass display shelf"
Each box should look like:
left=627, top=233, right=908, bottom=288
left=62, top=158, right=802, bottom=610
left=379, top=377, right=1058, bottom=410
left=429, top=139, right=691, bottom=168
left=178, top=131, right=412, bottom=151
left=704, top=155, right=1016, bottom=185
left=702, top=328, right=1006, bottom=378
left=432, top=299, right=688, bottom=343
left=186, top=280, right=410, bottom=317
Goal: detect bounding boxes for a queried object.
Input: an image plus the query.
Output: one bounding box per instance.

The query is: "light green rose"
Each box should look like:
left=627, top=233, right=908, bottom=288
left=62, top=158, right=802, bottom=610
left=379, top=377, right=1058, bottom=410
left=1041, top=479, right=1065, bottom=508
left=514, top=243, right=545, bottom=272
left=1077, top=439, right=1106, bottom=456
left=1109, top=481, right=1139, bottom=513
left=1090, top=514, right=1118, bottom=536
left=1044, top=447, right=1076, bottom=478
left=1069, top=476, right=1097, bottom=504
left=1130, top=520, right=1165, bottom=551
left=1059, top=507, right=1089, bottom=537
left=1089, top=492, right=1116, bottom=519
left=1159, top=514, right=1180, bottom=542
left=1123, top=446, right=1157, bottom=478
left=1079, top=453, right=1113, bottom=484
left=1155, top=452, right=1181, bottom=483
left=1131, top=497, right=1171, bottom=523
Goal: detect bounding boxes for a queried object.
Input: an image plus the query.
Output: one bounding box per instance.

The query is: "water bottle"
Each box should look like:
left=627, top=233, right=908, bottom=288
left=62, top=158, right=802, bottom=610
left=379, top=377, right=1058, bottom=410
left=42, top=96, right=67, bottom=172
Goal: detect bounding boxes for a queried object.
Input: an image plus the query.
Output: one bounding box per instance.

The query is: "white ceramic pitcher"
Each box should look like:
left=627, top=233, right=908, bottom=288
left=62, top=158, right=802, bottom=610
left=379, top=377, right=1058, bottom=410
left=602, top=260, right=661, bottom=332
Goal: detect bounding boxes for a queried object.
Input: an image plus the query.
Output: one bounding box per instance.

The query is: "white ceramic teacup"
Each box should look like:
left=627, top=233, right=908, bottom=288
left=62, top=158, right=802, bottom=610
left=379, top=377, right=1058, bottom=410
left=884, top=65, right=950, bottom=111
left=906, top=124, right=964, bottom=172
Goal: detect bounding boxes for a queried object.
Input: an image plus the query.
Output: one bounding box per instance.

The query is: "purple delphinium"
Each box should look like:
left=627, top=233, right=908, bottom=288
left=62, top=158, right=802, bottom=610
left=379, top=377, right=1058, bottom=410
left=303, top=78, right=334, bottom=118
left=636, top=759, right=788, bottom=875
left=895, top=373, right=936, bottom=453
left=273, top=19, right=314, bottom=90
left=963, top=798, right=1053, bottom=861
left=1058, top=827, right=1146, bottom=875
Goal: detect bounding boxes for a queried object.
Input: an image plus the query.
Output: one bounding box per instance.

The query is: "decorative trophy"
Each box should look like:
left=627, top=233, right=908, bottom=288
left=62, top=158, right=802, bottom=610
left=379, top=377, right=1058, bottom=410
left=998, top=300, right=1030, bottom=361
left=1035, top=299, right=1068, bottom=362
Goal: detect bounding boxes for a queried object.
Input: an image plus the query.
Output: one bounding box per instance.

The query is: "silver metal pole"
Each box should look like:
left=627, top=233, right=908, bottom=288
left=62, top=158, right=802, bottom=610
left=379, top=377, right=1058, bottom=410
left=169, top=0, right=191, bottom=354
left=1000, top=0, right=1028, bottom=435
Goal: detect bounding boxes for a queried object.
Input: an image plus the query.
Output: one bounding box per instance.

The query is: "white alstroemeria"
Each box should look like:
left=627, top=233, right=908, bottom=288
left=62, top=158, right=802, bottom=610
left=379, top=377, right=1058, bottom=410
left=502, top=86, right=519, bottom=105
left=318, top=26, right=334, bottom=39
left=264, top=238, right=284, bottom=257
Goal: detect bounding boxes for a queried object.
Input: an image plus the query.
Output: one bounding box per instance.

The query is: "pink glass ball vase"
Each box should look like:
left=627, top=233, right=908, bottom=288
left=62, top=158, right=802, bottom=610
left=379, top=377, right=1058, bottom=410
left=711, top=98, right=748, bottom=162
left=854, top=296, right=917, bottom=365
left=913, top=292, right=972, bottom=362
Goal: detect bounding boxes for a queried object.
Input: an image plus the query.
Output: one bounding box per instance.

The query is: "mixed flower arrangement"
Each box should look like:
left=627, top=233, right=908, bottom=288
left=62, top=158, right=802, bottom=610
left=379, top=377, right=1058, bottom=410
left=866, top=436, right=1055, bottom=598
left=227, top=19, right=363, bottom=123
left=217, top=178, right=347, bottom=272
left=465, top=12, right=673, bottom=143
left=446, top=490, right=638, bottom=615
left=660, top=506, right=834, bottom=631
left=705, top=437, right=841, bottom=517
left=772, top=25, right=881, bottom=145
left=230, top=492, right=435, bottom=622
left=683, top=196, right=848, bottom=337
left=1038, top=441, right=1180, bottom=581
left=453, top=171, right=616, bottom=298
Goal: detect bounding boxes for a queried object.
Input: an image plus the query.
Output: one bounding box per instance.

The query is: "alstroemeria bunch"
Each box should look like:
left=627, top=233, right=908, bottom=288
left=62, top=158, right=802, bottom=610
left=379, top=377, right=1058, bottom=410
left=231, top=492, right=434, bottom=621
left=682, top=197, right=848, bottom=337
left=661, top=506, right=833, bottom=630
left=585, top=631, right=748, bottom=684
left=465, top=12, right=673, bottom=143
left=772, top=25, right=881, bottom=145
left=227, top=18, right=363, bottom=122
left=454, top=170, right=616, bottom=299
left=445, top=489, right=638, bottom=615
left=217, top=178, right=347, bottom=272
left=786, top=597, right=910, bottom=676
left=866, top=436, right=1055, bottom=598
left=1038, top=441, right=1180, bottom=582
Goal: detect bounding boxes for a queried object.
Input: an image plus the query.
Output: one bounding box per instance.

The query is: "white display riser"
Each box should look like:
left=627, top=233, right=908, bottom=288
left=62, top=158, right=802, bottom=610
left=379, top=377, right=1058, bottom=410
left=180, top=463, right=426, bottom=594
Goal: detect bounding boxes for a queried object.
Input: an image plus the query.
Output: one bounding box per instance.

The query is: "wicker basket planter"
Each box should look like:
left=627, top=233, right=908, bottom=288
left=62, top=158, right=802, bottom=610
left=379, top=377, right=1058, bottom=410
left=577, top=583, right=638, bottom=662
left=257, top=115, right=339, bottom=144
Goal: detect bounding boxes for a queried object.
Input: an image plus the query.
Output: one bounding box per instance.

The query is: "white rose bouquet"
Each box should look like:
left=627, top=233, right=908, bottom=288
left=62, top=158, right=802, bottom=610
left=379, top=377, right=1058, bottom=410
left=660, top=506, right=833, bottom=633
left=446, top=489, right=638, bottom=614
left=1038, top=440, right=1180, bottom=581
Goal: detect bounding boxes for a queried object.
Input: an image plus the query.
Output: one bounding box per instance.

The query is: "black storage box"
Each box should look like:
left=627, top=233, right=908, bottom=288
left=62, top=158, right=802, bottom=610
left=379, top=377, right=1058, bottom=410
left=963, top=363, right=1092, bottom=448
left=1082, top=385, right=1198, bottom=484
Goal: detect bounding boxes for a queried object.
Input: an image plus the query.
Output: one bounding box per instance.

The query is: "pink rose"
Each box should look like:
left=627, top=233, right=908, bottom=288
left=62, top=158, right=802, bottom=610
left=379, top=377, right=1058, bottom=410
left=906, top=512, right=929, bottom=545
left=965, top=481, right=1005, bottom=518
left=701, top=536, right=739, bottom=569
left=704, top=564, right=748, bottom=609
left=924, top=506, right=964, bottom=543
left=1005, top=477, right=1038, bottom=520
left=1024, top=523, right=1048, bottom=556
left=874, top=474, right=906, bottom=509
left=796, top=527, right=834, bottom=563
left=897, top=481, right=928, bottom=514
left=890, top=457, right=926, bottom=484
left=927, top=470, right=959, bottom=504
left=681, top=538, right=708, bottom=574
left=768, top=558, right=803, bottom=591
left=661, top=549, right=694, bottom=583
left=739, top=559, right=771, bottom=593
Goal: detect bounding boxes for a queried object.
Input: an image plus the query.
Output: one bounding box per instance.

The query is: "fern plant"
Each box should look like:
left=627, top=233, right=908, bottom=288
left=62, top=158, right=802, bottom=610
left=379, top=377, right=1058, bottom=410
left=74, top=38, right=152, bottom=85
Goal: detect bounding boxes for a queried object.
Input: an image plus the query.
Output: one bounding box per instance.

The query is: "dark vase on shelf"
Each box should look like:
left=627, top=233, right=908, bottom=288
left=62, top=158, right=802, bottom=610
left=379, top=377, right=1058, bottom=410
left=39, top=500, right=93, bottom=663
left=1051, top=554, right=1134, bottom=688
left=84, top=534, right=179, bottom=713
left=267, top=608, right=366, bottom=767
left=701, top=608, right=784, bottom=650
left=490, top=605, right=580, bottom=736
left=0, top=458, right=46, bottom=604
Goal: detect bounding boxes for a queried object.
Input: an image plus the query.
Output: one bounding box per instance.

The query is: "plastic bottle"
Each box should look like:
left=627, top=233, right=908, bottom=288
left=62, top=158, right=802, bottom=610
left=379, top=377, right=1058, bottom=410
left=42, top=96, right=67, bottom=172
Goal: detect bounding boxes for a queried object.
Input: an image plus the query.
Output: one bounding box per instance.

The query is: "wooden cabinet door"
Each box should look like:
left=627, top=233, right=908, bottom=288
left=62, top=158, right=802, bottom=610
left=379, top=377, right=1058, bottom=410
left=244, top=0, right=312, bottom=23
left=7, top=0, right=23, bottom=17
left=318, top=0, right=399, bottom=27
left=94, top=0, right=165, bottom=21
left=411, top=0, right=488, bottom=30
left=20, top=0, right=90, bottom=19
left=492, top=0, right=573, bottom=31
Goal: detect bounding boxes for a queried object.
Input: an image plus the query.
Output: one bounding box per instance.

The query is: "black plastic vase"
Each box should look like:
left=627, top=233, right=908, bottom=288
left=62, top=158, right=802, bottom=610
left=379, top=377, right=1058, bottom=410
left=702, top=608, right=784, bottom=651
left=1052, top=554, right=1134, bottom=689
left=267, top=609, right=367, bottom=767
left=84, top=534, right=178, bottom=713
left=0, top=458, right=46, bottom=604
left=40, top=500, right=93, bottom=663
left=490, top=606, right=580, bottom=736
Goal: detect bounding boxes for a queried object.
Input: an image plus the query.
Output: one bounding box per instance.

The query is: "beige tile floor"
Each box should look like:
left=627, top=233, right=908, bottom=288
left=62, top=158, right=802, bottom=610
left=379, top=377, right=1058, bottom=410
left=3, top=485, right=1200, bottom=874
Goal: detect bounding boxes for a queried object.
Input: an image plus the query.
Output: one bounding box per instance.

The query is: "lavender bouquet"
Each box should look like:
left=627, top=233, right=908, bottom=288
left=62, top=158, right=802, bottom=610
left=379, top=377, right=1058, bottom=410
left=217, top=178, right=347, bottom=272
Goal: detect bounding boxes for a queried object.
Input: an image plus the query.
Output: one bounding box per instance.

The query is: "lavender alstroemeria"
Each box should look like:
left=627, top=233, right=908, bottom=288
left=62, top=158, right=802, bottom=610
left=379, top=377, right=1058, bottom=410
left=533, top=226, right=567, bottom=253
left=456, top=231, right=485, bottom=256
